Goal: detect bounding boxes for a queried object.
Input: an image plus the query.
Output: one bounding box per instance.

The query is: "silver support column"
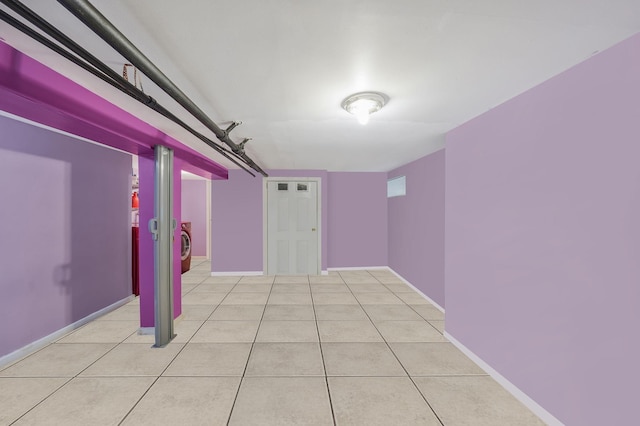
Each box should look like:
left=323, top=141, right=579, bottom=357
left=148, top=145, right=176, bottom=347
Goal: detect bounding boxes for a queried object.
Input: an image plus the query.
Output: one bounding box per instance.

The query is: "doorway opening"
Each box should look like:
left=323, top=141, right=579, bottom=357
left=181, top=171, right=212, bottom=268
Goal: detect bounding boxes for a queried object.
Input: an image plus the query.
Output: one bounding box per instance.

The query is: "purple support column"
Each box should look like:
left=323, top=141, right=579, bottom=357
left=138, top=154, right=155, bottom=327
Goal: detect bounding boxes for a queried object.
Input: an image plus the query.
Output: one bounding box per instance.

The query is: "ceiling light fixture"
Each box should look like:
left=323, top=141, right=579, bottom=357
left=341, top=91, right=388, bottom=125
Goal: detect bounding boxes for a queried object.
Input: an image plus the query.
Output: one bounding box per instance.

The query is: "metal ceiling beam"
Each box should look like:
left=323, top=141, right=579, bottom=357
left=57, top=0, right=268, bottom=177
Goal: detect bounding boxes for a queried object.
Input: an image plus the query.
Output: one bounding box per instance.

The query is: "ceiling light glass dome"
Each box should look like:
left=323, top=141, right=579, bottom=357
left=341, top=92, right=388, bottom=125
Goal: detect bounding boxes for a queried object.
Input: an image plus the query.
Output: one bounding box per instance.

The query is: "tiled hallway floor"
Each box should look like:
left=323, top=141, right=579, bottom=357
left=0, top=260, right=545, bottom=425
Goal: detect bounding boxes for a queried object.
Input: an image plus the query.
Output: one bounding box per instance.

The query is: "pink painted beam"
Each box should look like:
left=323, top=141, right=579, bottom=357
left=0, top=41, right=228, bottom=179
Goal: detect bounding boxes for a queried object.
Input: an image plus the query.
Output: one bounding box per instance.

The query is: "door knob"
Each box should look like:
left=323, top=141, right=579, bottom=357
left=312, top=228, right=316, bottom=231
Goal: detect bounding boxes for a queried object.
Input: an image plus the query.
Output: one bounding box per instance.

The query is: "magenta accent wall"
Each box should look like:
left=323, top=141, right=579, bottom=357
left=327, top=172, right=388, bottom=268
left=181, top=179, right=208, bottom=257
left=0, top=115, right=131, bottom=358
left=445, top=33, right=640, bottom=425
left=138, top=154, right=155, bottom=327
left=388, top=151, right=446, bottom=308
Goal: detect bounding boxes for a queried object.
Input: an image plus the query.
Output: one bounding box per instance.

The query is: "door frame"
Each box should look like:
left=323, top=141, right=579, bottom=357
left=263, top=177, right=322, bottom=275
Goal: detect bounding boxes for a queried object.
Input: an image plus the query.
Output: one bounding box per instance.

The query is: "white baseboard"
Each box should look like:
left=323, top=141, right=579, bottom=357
left=328, top=265, right=444, bottom=312
left=328, top=266, right=388, bottom=271
left=327, top=266, right=444, bottom=311
left=213, top=271, right=330, bottom=276
left=0, top=295, right=134, bottom=369
left=385, top=267, right=445, bottom=312
left=386, top=267, right=560, bottom=425
left=445, top=332, right=564, bottom=426
left=211, top=271, right=263, bottom=276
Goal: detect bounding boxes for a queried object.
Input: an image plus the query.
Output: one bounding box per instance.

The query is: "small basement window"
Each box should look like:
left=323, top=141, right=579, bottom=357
left=387, top=176, right=406, bottom=198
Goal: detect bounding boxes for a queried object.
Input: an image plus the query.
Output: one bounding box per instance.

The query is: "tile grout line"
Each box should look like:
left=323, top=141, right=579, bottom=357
left=7, top=267, right=229, bottom=425
left=180, top=273, right=209, bottom=295
left=225, top=274, right=274, bottom=426
left=309, top=274, right=338, bottom=426
left=8, top=377, right=73, bottom=425
left=117, top=273, right=236, bottom=425
left=7, top=268, right=469, bottom=425
left=10, top=329, right=161, bottom=425
left=340, top=270, right=446, bottom=426
left=7, top=292, right=177, bottom=424
left=375, top=279, right=446, bottom=334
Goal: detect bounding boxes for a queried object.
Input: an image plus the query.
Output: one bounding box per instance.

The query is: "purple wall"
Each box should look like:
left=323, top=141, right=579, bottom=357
left=211, top=169, right=265, bottom=272
left=211, top=169, right=329, bottom=273
left=388, top=151, right=446, bottom=308
left=445, top=33, right=640, bottom=425
left=328, top=172, right=388, bottom=268
left=0, top=115, right=131, bottom=357
left=181, top=179, right=208, bottom=257
left=212, top=169, right=390, bottom=273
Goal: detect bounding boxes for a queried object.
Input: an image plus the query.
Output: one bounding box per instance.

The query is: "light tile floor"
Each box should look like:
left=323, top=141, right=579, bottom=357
left=0, top=259, right=545, bottom=425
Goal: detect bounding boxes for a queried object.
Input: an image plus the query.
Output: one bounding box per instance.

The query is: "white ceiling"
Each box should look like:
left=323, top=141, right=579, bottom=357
left=3, top=1, right=640, bottom=172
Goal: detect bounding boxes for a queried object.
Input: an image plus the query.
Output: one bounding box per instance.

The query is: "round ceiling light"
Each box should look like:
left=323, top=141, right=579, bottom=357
left=341, top=91, right=388, bottom=125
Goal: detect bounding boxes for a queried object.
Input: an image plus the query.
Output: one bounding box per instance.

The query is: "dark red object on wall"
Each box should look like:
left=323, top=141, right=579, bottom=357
left=132, top=226, right=140, bottom=295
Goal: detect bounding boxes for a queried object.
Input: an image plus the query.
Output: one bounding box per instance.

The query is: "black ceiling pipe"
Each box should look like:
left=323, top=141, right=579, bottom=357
left=57, top=0, right=268, bottom=177
left=0, top=0, right=256, bottom=175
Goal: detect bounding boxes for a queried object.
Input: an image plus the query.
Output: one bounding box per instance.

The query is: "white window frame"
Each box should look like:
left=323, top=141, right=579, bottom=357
left=387, top=175, right=406, bottom=198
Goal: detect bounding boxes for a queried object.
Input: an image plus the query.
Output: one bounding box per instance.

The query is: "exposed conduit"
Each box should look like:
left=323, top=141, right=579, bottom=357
left=0, top=0, right=267, bottom=176
left=0, top=3, right=255, bottom=176
left=57, top=0, right=268, bottom=176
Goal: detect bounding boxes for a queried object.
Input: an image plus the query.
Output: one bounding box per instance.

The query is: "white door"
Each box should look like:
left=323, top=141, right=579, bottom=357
left=266, top=181, right=319, bottom=275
